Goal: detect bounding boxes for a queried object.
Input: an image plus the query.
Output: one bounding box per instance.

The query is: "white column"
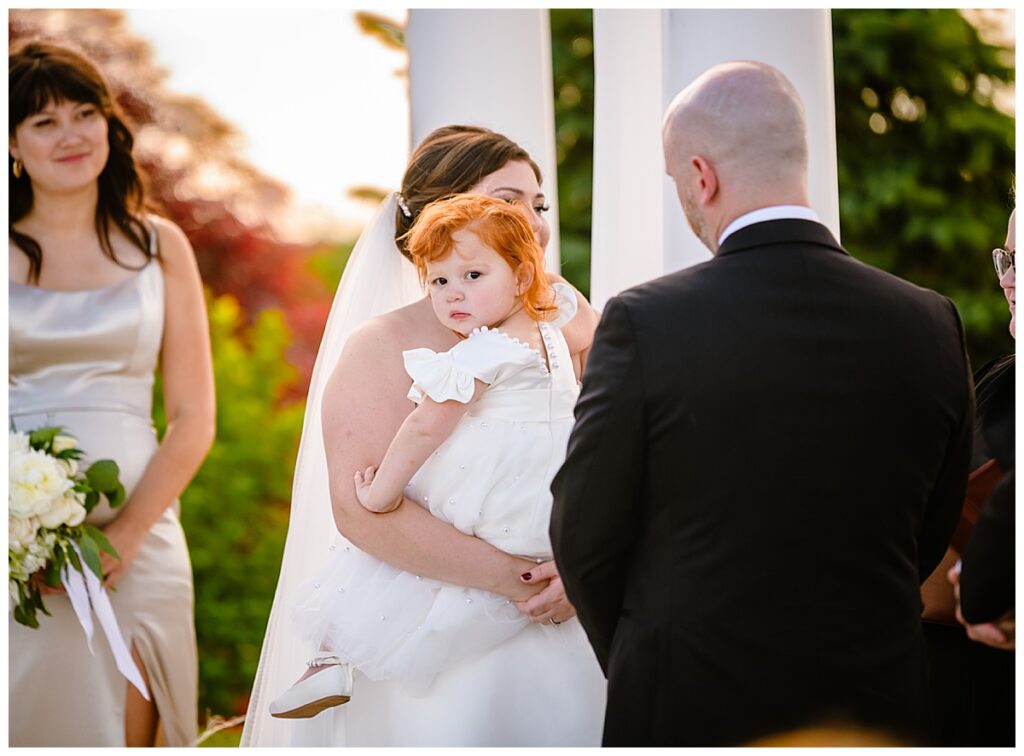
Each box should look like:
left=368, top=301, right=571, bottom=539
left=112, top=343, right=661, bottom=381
left=591, top=10, right=667, bottom=307
left=592, top=9, right=840, bottom=308
left=406, top=10, right=562, bottom=273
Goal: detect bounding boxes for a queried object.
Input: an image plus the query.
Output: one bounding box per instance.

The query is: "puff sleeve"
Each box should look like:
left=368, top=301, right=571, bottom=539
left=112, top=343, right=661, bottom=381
left=403, top=327, right=537, bottom=404
left=548, top=282, right=579, bottom=329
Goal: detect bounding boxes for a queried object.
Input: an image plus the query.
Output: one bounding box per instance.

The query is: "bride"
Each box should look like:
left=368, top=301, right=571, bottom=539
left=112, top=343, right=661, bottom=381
left=242, top=125, right=606, bottom=746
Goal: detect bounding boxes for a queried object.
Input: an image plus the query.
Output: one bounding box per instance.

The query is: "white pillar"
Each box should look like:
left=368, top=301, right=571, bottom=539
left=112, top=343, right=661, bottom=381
left=591, top=9, right=840, bottom=308
left=406, top=10, right=562, bottom=273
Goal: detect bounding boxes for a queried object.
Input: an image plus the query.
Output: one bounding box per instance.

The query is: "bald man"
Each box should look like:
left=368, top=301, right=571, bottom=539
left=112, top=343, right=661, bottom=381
left=551, top=61, right=973, bottom=745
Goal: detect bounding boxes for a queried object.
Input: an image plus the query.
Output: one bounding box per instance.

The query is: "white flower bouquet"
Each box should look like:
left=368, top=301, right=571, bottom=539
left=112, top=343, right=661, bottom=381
left=9, top=426, right=125, bottom=628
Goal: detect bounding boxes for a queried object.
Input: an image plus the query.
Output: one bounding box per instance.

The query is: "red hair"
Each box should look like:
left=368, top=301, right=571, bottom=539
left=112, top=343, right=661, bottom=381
left=404, top=194, right=557, bottom=322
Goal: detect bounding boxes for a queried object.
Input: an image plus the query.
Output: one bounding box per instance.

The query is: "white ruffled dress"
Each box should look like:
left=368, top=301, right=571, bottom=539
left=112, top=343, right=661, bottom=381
left=292, top=284, right=580, bottom=684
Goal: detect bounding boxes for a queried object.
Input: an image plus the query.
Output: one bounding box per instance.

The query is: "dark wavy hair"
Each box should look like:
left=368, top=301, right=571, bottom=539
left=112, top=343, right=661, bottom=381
left=9, top=40, right=152, bottom=283
left=396, top=125, right=542, bottom=260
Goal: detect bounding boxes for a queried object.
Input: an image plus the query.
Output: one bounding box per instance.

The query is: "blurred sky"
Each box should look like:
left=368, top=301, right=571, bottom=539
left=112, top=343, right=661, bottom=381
left=124, top=8, right=409, bottom=242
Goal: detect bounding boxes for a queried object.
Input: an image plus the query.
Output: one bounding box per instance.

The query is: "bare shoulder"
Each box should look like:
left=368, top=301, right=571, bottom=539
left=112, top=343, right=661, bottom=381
left=326, top=300, right=451, bottom=403
left=322, top=309, right=421, bottom=443
left=343, top=307, right=415, bottom=359
left=149, top=215, right=197, bottom=273
left=344, top=299, right=450, bottom=356
left=339, top=315, right=407, bottom=374
left=329, top=305, right=421, bottom=386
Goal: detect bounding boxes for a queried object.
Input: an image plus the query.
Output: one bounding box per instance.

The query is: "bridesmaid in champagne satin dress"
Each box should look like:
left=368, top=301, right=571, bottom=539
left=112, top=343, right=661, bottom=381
left=8, top=42, right=215, bottom=746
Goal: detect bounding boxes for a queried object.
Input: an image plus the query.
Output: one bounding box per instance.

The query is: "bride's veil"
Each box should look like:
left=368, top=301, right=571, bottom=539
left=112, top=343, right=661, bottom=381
left=241, top=193, right=422, bottom=746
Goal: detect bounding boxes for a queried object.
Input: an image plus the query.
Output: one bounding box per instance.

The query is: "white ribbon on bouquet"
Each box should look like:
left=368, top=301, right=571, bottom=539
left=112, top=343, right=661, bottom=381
left=61, top=543, right=150, bottom=700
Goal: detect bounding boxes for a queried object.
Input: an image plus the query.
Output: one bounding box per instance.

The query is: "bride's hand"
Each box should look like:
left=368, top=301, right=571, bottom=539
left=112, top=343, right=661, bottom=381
left=515, top=560, right=577, bottom=625
left=500, top=556, right=549, bottom=602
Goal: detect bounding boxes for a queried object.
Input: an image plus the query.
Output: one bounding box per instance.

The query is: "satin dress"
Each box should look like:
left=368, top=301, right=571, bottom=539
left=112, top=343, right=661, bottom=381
left=8, top=246, right=198, bottom=746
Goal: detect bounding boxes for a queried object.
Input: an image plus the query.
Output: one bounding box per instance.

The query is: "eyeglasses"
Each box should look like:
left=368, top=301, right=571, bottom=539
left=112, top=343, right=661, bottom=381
left=992, top=247, right=1015, bottom=279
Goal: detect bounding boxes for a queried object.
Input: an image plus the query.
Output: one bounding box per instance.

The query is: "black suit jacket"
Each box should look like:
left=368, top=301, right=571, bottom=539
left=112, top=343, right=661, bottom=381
left=961, top=469, right=1014, bottom=624
left=550, top=219, right=973, bottom=746
left=961, top=355, right=1014, bottom=624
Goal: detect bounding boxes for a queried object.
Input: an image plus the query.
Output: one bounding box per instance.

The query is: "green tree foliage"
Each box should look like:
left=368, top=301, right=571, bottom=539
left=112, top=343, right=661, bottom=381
left=550, top=10, right=596, bottom=298
left=153, top=294, right=303, bottom=717
left=308, top=241, right=355, bottom=293
left=832, top=9, right=1015, bottom=367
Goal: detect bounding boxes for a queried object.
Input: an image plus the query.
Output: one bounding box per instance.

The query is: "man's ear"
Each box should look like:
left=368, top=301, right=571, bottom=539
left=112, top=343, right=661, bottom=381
left=692, top=156, right=719, bottom=206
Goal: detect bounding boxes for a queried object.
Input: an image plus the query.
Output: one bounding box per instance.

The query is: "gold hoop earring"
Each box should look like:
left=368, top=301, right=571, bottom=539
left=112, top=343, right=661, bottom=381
left=12, top=159, right=23, bottom=179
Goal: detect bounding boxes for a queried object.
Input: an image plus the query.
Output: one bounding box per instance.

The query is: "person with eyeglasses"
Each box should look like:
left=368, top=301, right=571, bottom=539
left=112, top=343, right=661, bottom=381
left=921, top=208, right=1015, bottom=747
left=992, top=214, right=1015, bottom=338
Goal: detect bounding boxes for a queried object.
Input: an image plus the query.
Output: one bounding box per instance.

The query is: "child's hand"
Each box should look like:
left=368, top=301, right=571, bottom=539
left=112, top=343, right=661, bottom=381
left=353, top=465, right=377, bottom=507
left=354, top=466, right=401, bottom=513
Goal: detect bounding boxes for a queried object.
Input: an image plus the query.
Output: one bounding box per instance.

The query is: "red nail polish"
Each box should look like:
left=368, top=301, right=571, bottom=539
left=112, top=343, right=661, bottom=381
left=520, top=572, right=532, bottom=581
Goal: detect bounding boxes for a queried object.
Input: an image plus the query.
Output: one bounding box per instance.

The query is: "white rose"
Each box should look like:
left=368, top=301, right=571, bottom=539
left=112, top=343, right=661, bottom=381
left=37, top=491, right=86, bottom=529
left=63, top=495, right=87, bottom=527
left=9, top=431, right=29, bottom=456
left=51, top=435, right=78, bottom=455
left=25, top=533, right=51, bottom=562
left=8, top=515, right=39, bottom=554
left=21, top=550, right=45, bottom=576
left=52, top=435, right=80, bottom=475
left=9, top=448, right=72, bottom=519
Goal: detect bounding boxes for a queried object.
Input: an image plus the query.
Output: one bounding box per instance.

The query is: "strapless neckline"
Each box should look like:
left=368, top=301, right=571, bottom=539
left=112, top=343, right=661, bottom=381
left=9, top=258, right=157, bottom=295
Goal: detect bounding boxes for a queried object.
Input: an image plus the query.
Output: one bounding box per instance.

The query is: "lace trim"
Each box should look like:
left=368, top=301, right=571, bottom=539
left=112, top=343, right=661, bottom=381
left=470, top=325, right=550, bottom=376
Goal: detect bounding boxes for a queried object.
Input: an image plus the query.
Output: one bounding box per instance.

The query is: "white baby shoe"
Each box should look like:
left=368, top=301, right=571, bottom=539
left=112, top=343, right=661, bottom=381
left=269, top=654, right=353, bottom=719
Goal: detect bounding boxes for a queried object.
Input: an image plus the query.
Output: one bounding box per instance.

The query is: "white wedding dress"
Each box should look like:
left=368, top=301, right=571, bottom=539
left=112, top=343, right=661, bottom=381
left=292, top=285, right=597, bottom=683
left=242, top=196, right=606, bottom=746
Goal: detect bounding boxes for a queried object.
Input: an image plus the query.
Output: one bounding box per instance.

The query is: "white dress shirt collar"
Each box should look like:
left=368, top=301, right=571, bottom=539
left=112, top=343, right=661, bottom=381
left=718, top=205, right=821, bottom=247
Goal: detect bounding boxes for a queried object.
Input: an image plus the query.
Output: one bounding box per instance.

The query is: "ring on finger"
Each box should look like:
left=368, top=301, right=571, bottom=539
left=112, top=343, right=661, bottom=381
left=549, top=618, right=561, bottom=625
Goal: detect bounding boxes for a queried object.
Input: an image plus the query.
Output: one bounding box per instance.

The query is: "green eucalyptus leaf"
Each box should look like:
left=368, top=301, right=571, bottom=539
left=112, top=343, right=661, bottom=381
left=67, top=547, right=83, bottom=574
left=84, top=491, right=99, bottom=512
left=83, top=524, right=120, bottom=560
left=78, top=534, right=103, bottom=580
left=107, top=483, right=126, bottom=509
left=32, top=585, right=50, bottom=615
left=28, top=426, right=60, bottom=450
left=13, top=602, right=38, bottom=628
left=85, top=460, right=120, bottom=492
left=44, top=557, right=62, bottom=587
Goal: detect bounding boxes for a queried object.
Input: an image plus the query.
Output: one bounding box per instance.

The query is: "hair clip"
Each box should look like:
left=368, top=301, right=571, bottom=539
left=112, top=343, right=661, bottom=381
left=396, top=193, right=412, bottom=219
